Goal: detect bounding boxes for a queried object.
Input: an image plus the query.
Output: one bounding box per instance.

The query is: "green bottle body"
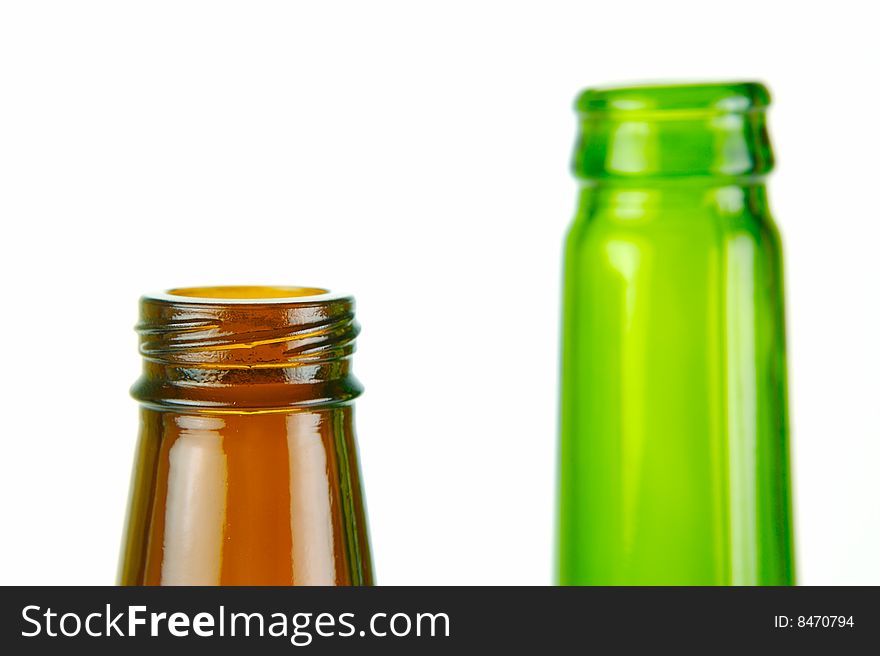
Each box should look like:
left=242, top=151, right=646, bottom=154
left=558, top=83, right=795, bottom=585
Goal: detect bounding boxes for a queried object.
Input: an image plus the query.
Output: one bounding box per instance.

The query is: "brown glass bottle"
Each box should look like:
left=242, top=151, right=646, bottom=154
left=118, top=286, right=373, bottom=585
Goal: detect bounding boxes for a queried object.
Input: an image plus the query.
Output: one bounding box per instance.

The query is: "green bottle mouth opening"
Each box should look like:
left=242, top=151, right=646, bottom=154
left=576, top=81, right=771, bottom=117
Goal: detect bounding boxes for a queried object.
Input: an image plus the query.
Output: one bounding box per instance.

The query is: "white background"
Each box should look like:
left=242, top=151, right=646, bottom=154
left=1, top=1, right=877, bottom=586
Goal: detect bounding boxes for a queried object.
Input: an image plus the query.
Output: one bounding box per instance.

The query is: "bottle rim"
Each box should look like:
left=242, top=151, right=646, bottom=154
left=142, top=285, right=351, bottom=306
left=572, top=80, right=774, bottom=180
left=576, top=81, right=771, bottom=117
left=132, top=285, right=362, bottom=409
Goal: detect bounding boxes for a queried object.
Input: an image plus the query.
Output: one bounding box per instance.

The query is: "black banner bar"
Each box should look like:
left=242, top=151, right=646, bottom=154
left=1, top=586, right=875, bottom=652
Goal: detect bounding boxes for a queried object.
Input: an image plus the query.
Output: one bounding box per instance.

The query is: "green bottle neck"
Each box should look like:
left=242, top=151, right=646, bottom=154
left=572, top=82, right=774, bottom=183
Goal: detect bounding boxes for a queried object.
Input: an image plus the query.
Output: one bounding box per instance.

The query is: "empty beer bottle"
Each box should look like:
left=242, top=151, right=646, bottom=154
left=558, top=83, right=795, bottom=585
left=119, top=286, right=373, bottom=585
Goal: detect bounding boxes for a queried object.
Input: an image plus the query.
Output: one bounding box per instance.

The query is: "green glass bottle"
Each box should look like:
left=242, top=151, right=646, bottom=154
left=558, top=82, right=795, bottom=585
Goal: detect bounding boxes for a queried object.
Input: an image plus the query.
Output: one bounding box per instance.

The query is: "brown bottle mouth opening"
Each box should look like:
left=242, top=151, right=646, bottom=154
left=167, top=285, right=331, bottom=301
left=141, top=285, right=348, bottom=306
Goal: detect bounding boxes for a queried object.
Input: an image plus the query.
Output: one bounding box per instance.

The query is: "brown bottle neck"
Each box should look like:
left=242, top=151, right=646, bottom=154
left=131, top=287, right=362, bottom=412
